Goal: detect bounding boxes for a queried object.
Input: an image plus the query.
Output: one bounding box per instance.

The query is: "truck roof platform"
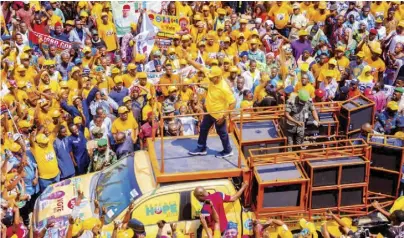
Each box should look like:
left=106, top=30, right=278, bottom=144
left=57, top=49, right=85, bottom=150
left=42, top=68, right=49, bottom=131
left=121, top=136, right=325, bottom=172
left=148, top=134, right=249, bottom=183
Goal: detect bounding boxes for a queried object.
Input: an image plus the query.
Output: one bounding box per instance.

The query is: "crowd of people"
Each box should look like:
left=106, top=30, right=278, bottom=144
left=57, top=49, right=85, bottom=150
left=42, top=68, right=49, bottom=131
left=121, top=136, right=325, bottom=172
left=1, top=1, right=404, bottom=237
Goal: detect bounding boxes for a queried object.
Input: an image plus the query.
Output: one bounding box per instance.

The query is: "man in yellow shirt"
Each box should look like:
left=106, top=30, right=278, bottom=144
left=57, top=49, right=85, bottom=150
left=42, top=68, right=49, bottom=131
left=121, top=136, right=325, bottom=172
left=185, top=54, right=236, bottom=158
left=268, top=2, right=292, bottom=36
left=30, top=132, right=60, bottom=192
left=295, top=74, right=315, bottom=99
left=205, top=32, right=220, bottom=56
left=231, top=33, right=249, bottom=55
left=111, top=106, right=138, bottom=144
left=98, top=12, right=119, bottom=55
left=365, top=47, right=386, bottom=82
left=159, top=63, right=180, bottom=97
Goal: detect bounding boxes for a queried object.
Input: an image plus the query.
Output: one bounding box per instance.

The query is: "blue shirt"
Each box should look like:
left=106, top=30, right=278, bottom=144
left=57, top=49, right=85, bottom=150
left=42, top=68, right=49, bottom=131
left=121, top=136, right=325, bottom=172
left=68, top=132, right=90, bottom=172
left=109, top=87, right=129, bottom=106
left=54, top=137, right=75, bottom=179
left=8, top=152, right=39, bottom=195
left=50, top=30, right=70, bottom=42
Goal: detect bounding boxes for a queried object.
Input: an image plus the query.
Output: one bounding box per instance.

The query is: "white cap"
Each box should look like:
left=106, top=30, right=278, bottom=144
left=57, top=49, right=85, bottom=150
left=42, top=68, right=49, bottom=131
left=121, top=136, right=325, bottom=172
left=12, top=133, right=22, bottom=142
left=255, top=18, right=262, bottom=24
left=265, top=20, right=274, bottom=28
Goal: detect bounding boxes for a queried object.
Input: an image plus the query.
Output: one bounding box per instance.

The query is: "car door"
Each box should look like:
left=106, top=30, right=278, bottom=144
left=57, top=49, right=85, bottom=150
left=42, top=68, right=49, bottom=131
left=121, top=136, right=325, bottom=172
left=131, top=192, right=181, bottom=237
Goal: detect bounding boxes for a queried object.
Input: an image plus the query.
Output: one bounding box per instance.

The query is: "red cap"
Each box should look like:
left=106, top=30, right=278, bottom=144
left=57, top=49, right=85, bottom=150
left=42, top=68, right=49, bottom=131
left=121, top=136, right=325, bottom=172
left=123, top=4, right=130, bottom=11
left=364, top=88, right=373, bottom=96
left=55, top=22, right=62, bottom=27
left=315, top=89, right=325, bottom=98
left=369, top=29, right=378, bottom=35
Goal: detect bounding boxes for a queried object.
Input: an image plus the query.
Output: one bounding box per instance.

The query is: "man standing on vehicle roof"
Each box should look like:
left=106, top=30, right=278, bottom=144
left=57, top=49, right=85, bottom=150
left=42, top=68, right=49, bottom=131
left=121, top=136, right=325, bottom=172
left=193, top=182, right=248, bottom=237
left=283, top=89, right=319, bottom=150
left=185, top=54, right=236, bottom=158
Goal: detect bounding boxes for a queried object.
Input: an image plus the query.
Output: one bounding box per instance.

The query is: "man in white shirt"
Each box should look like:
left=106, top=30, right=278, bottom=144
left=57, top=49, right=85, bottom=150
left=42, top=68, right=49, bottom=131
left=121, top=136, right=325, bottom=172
left=319, top=70, right=339, bottom=101
left=289, top=3, right=308, bottom=41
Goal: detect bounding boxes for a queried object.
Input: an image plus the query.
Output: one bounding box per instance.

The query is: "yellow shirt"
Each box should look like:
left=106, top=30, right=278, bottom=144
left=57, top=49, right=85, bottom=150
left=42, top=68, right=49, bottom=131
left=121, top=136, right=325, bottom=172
left=179, top=87, right=194, bottom=103
left=82, top=56, right=93, bottom=68
left=318, top=67, right=341, bottom=82
left=159, top=74, right=180, bottom=96
left=142, top=102, right=162, bottom=122
left=309, top=9, right=329, bottom=25
left=230, top=29, right=252, bottom=41
left=175, top=2, right=193, bottom=17
left=331, top=56, right=350, bottom=70
left=205, top=78, right=236, bottom=119
left=365, top=57, right=386, bottom=82
left=122, top=73, right=136, bottom=88
left=253, top=84, right=267, bottom=103
left=38, top=110, right=53, bottom=125
left=295, top=83, right=315, bottom=98
left=268, top=3, right=292, bottom=29
left=98, top=21, right=117, bottom=51
left=231, top=42, right=249, bottom=55
left=111, top=117, right=139, bottom=134
left=32, top=142, right=59, bottom=179
left=371, top=2, right=389, bottom=18
left=205, top=43, right=220, bottom=54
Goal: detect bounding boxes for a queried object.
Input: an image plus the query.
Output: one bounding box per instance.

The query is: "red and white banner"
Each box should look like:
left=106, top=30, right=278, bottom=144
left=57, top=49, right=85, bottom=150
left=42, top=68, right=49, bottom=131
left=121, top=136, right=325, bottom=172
left=29, top=30, right=72, bottom=51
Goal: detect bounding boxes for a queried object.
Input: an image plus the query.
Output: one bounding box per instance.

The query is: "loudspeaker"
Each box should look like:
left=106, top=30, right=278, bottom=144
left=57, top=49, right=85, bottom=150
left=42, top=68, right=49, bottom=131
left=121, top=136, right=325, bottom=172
left=371, top=145, right=403, bottom=172
left=311, top=189, right=338, bottom=209
left=369, top=169, right=399, bottom=196
left=305, top=157, right=367, bottom=187
left=339, top=95, right=375, bottom=134
left=341, top=187, right=364, bottom=206
left=263, top=184, right=301, bottom=208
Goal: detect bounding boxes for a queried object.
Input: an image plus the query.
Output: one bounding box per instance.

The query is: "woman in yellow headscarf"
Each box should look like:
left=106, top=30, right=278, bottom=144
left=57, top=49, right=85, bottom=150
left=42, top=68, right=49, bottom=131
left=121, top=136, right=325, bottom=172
left=357, top=65, right=374, bottom=83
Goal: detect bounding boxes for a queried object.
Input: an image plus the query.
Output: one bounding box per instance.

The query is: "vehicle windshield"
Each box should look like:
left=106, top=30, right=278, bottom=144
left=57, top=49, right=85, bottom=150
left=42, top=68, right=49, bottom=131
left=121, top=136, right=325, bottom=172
left=95, top=155, right=142, bottom=224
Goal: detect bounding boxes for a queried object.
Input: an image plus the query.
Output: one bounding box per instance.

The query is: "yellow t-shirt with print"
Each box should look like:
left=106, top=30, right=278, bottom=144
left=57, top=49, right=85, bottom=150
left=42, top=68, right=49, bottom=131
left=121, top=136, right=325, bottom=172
left=365, top=57, right=386, bottom=82
left=98, top=21, right=117, bottom=51
left=122, top=73, right=136, bottom=88
left=111, top=117, right=139, bottom=134
left=32, top=143, right=59, bottom=179
left=268, top=3, right=292, bottom=29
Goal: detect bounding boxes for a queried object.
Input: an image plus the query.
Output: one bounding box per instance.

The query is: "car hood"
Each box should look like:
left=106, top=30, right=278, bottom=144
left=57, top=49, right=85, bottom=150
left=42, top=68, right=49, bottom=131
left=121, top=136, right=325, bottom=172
left=33, top=173, right=99, bottom=237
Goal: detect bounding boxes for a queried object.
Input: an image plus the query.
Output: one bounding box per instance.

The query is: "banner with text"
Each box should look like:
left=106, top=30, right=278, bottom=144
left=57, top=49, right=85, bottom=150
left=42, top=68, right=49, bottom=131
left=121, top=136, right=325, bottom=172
left=148, top=13, right=189, bottom=38
left=29, top=30, right=72, bottom=52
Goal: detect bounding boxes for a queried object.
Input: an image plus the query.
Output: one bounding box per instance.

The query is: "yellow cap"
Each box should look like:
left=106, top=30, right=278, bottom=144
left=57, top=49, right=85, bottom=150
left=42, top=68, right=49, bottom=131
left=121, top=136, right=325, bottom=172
left=319, top=2, right=327, bottom=9
left=117, top=229, right=134, bottom=238
left=217, top=8, right=226, bottom=15
left=114, top=76, right=123, bottom=84
left=130, top=23, right=137, bottom=30
left=52, top=110, right=61, bottom=118
left=83, top=46, right=91, bottom=53
left=209, top=66, right=222, bottom=78
left=36, top=133, right=49, bottom=144
left=127, top=63, right=136, bottom=70
left=395, top=131, right=404, bottom=139
left=240, top=18, right=248, bottom=24
left=181, top=35, right=190, bottom=41
left=335, top=45, right=346, bottom=52
left=223, top=58, right=231, bottom=64
left=251, top=29, right=259, bottom=36
left=118, top=106, right=129, bottom=114
left=22, top=45, right=32, bottom=52
left=136, top=72, right=147, bottom=79
left=210, top=59, right=218, bottom=65
left=10, top=143, right=21, bottom=153
left=20, top=53, right=29, bottom=60
left=299, top=219, right=316, bottom=235
left=202, top=5, right=209, bottom=11
left=73, top=116, right=82, bottom=124
left=237, top=32, right=245, bottom=39
left=168, top=86, right=177, bottom=93
left=167, top=47, right=176, bottom=54
left=18, top=120, right=31, bottom=128
left=223, top=36, right=231, bottom=42
left=111, top=67, right=121, bottom=74
left=298, top=30, right=308, bottom=36
left=135, top=54, right=145, bottom=62
left=82, top=217, right=101, bottom=231
left=71, top=66, right=81, bottom=75
left=43, top=59, right=54, bottom=66
left=328, top=58, right=337, bottom=65
left=399, top=20, right=404, bottom=28
left=249, top=38, right=258, bottom=45
left=71, top=219, right=83, bottom=237
left=17, top=65, right=26, bottom=72
left=206, top=33, right=215, bottom=40
left=80, top=11, right=88, bottom=17
left=123, top=96, right=132, bottom=103
left=300, top=62, right=309, bottom=72
left=2, top=44, right=10, bottom=50
left=387, top=101, right=399, bottom=111
left=230, top=66, right=239, bottom=73
left=173, top=34, right=181, bottom=39
left=66, top=20, right=74, bottom=26
left=78, top=1, right=87, bottom=8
